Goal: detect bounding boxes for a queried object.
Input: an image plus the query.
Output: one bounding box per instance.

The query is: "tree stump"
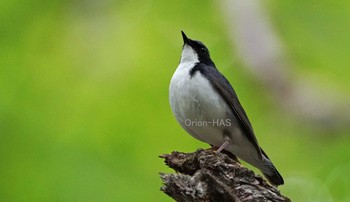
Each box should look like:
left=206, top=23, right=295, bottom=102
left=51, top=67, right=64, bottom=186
left=160, top=149, right=290, bottom=202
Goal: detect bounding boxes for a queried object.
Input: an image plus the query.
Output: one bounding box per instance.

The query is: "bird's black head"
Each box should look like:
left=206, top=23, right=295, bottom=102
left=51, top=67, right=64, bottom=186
left=181, top=31, right=214, bottom=66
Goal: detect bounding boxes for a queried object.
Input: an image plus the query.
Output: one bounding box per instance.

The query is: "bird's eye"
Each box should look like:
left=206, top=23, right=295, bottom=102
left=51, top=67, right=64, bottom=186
left=200, top=48, right=207, bottom=54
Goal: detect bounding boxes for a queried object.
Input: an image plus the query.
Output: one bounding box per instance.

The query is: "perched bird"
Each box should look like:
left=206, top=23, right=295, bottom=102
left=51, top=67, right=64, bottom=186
left=169, top=31, right=284, bottom=186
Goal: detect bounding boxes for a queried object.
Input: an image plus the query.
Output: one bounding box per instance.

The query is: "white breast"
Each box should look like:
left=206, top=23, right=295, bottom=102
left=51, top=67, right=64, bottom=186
left=169, top=61, right=235, bottom=146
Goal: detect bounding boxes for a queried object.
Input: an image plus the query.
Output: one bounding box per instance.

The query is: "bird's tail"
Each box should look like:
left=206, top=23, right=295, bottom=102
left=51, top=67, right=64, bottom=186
left=260, top=149, right=284, bottom=186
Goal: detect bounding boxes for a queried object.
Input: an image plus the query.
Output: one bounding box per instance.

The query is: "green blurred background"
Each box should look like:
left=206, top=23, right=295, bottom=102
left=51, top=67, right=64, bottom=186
left=1, top=1, right=349, bottom=201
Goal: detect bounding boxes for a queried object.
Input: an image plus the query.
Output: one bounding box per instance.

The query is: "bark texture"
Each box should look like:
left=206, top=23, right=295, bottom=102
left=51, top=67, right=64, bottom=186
left=160, top=149, right=290, bottom=202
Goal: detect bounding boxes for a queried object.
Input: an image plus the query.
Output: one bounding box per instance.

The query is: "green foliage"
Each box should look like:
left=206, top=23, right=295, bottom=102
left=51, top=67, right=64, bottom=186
left=0, top=0, right=349, bottom=201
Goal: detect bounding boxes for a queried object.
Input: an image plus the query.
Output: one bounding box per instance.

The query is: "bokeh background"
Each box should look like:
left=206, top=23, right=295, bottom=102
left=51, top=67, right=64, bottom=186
left=1, top=0, right=350, bottom=201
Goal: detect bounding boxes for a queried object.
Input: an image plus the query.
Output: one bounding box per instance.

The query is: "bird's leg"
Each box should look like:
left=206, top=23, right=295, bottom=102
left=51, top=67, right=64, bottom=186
left=216, top=138, right=231, bottom=154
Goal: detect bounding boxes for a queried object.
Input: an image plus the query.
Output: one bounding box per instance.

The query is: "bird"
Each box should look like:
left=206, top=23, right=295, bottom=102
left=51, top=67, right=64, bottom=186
left=169, top=31, right=284, bottom=186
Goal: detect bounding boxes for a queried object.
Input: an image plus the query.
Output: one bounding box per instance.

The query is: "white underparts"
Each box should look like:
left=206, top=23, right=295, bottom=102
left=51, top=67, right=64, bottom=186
left=180, top=44, right=199, bottom=64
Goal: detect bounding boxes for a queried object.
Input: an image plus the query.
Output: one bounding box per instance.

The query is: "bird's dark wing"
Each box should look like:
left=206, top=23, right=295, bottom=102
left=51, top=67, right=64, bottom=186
left=196, top=63, right=262, bottom=158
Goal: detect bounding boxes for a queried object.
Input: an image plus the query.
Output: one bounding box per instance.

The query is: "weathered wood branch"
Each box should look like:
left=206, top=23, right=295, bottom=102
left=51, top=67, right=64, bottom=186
left=160, top=149, right=290, bottom=202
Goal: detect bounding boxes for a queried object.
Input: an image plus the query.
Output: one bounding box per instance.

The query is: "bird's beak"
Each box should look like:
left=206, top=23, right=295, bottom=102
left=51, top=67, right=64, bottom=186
left=181, top=31, right=189, bottom=44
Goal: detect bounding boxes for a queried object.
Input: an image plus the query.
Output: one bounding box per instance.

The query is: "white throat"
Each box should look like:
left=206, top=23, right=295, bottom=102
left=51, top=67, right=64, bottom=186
left=180, top=44, right=199, bottom=64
